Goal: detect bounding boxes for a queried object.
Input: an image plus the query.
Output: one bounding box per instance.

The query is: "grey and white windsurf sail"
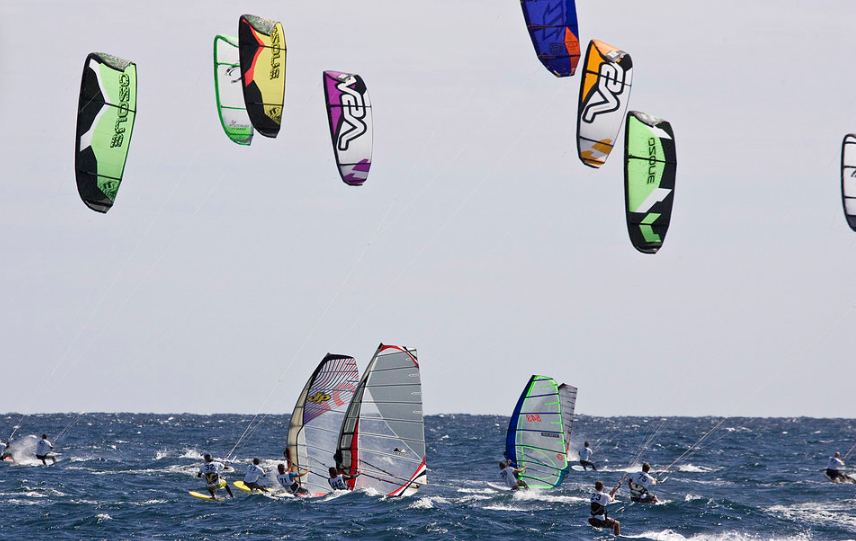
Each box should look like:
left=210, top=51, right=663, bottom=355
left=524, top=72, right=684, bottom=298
left=286, top=353, right=360, bottom=496
left=842, top=134, right=856, bottom=230
left=336, top=344, right=426, bottom=496
left=558, top=383, right=578, bottom=456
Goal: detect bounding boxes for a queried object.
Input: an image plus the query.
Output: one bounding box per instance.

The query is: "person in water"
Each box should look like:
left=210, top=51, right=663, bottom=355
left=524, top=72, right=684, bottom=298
left=243, top=458, right=268, bottom=493
left=827, top=451, right=848, bottom=482
left=36, top=434, right=56, bottom=465
left=589, top=480, right=621, bottom=535
left=499, top=461, right=528, bottom=491
left=328, top=466, right=361, bottom=490
left=276, top=463, right=310, bottom=496
left=197, top=454, right=234, bottom=500
left=579, top=441, right=597, bottom=471
left=628, top=463, right=659, bottom=503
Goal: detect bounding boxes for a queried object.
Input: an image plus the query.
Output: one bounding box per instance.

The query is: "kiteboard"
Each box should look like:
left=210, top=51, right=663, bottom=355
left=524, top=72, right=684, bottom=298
left=2, top=457, right=13, bottom=462
left=189, top=491, right=226, bottom=502
left=571, top=463, right=599, bottom=472
left=233, top=481, right=268, bottom=493
left=825, top=471, right=856, bottom=484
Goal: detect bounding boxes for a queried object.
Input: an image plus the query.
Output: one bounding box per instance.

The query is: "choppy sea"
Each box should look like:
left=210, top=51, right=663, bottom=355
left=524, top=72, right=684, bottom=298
left=0, top=414, right=854, bottom=540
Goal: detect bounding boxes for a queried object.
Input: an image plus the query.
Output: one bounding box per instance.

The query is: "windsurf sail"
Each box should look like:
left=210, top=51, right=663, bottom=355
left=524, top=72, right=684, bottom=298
left=558, top=383, right=578, bottom=455
left=519, top=0, right=580, bottom=77
left=577, top=40, right=633, bottom=168
left=286, top=354, right=360, bottom=496
left=336, top=344, right=426, bottom=496
left=323, top=70, right=373, bottom=186
left=238, top=14, right=286, bottom=138
left=624, top=111, right=677, bottom=254
left=74, top=52, right=137, bottom=213
left=214, top=35, right=253, bottom=145
left=505, top=375, right=569, bottom=489
left=842, top=134, right=856, bottom=230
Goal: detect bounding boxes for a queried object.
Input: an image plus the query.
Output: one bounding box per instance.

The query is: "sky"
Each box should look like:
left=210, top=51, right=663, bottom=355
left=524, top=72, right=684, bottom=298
left=1, top=1, right=855, bottom=419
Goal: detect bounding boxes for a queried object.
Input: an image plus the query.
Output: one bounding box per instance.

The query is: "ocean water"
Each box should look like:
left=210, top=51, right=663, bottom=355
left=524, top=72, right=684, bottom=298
left=0, top=414, right=854, bottom=540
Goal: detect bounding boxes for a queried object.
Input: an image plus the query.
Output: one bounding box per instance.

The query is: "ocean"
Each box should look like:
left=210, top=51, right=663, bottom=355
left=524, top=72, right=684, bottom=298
left=0, top=413, right=854, bottom=540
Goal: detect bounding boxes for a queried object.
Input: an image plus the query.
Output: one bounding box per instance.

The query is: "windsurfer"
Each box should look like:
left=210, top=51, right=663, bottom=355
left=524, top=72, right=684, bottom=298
left=827, top=452, right=848, bottom=482
left=242, top=458, right=268, bottom=492
left=627, top=463, right=659, bottom=503
left=36, top=434, right=57, bottom=465
left=499, top=461, right=528, bottom=491
left=277, top=463, right=310, bottom=496
left=579, top=441, right=596, bottom=470
left=589, top=480, right=621, bottom=535
left=197, top=454, right=234, bottom=500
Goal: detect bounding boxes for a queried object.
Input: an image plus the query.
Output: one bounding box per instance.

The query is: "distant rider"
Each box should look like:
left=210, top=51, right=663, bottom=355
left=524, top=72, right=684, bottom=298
left=589, top=480, right=621, bottom=535
left=499, top=461, right=528, bottom=491
left=197, top=454, right=234, bottom=500
left=628, top=462, right=659, bottom=503
left=36, top=434, right=57, bottom=465
left=276, top=463, right=310, bottom=496
left=0, top=439, right=11, bottom=461
left=328, top=466, right=361, bottom=490
left=827, top=452, right=848, bottom=482
left=579, top=441, right=597, bottom=471
left=243, top=458, right=268, bottom=492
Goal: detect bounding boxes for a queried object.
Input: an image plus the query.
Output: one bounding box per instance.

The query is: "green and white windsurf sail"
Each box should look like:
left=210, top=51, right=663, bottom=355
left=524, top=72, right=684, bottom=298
left=286, top=353, right=360, bottom=497
left=214, top=35, right=253, bottom=145
left=74, top=52, right=137, bottom=213
left=624, top=111, right=677, bottom=254
left=505, top=375, right=570, bottom=489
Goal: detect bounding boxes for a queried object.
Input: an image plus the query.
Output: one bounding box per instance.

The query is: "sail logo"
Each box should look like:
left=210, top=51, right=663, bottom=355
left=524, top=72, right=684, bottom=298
left=269, top=26, right=283, bottom=80
left=581, top=62, right=625, bottom=124
left=307, top=392, right=331, bottom=403
left=647, top=137, right=658, bottom=184
left=541, top=432, right=560, bottom=438
left=525, top=414, right=542, bottom=423
left=111, top=73, right=132, bottom=148
left=336, top=80, right=368, bottom=151
left=540, top=2, right=566, bottom=46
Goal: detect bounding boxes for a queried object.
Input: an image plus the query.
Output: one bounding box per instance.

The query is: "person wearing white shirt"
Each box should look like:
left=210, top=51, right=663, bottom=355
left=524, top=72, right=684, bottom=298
left=197, top=454, right=234, bottom=500
left=579, top=441, right=596, bottom=471
left=327, top=466, right=361, bottom=490
left=36, top=434, right=56, bottom=465
left=499, top=461, right=528, bottom=491
left=589, top=480, right=621, bottom=535
left=826, top=452, right=847, bottom=482
left=627, top=462, right=659, bottom=503
left=243, top=458, right=268, bottom=492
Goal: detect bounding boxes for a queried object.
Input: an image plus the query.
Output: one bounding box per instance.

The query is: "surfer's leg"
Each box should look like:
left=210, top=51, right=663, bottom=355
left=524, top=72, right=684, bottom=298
left=226, top=484, right=234, bottom=498
left=613, top=519, right=620, bottom=536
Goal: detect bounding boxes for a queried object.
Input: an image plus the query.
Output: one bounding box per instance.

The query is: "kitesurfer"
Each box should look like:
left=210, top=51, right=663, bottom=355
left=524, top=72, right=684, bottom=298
left=243, top=458, right=268, bottom=492
left=827, top=452, right=848, bottom=482
left=589, top=480, right=621, bottom=535
left=328, top=466, right=361, bottom=490
left=579, top=441, right=597, bottom=470
left=36, top=434, right=56, bottom=465
left=499, top=461, right=528, bottom=491
left=276, top=463, right=310, bottom=496
left=0, top=439, right=11, bottom=461
left=197, top=454, right=234, bottom=500
left=628, top=463, right=659, bottom=503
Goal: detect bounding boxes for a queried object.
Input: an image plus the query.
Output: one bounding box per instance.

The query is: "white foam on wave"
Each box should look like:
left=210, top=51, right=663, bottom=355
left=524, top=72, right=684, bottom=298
left=407, top=496, right=450, bottom=509
left=767, top=501, right=856, bottom=530
left=623, top=529, right=818, bottom=541
left=95, top=513, right=112, bottom=522
left=180, top=448, right=204, bottom=460
left=677, top=464, right=716, bottom=473
left=512, top=489, right=586, bottom=505
left=482, top=504, right=528, bottom=512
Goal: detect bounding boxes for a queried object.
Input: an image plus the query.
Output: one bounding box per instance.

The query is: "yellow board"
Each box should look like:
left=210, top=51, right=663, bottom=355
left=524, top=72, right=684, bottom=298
left=189, top=491, right=224, bottom=502
left=233, top=481, right=252, bottom=493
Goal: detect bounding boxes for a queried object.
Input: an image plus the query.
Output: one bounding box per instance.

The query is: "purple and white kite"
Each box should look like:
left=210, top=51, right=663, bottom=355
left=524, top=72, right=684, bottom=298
left=322, top=70, right=373, bottom=186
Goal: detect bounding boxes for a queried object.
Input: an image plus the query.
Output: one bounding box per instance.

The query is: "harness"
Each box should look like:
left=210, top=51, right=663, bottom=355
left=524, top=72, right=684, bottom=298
left=590, top=501, right=608, bottom=519
left=629, top=481, right=648, bottom=499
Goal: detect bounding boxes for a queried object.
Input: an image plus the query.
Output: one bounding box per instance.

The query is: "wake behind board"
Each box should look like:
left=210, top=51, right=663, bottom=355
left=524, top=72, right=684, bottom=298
left=189, top=491, right=227, bottom=501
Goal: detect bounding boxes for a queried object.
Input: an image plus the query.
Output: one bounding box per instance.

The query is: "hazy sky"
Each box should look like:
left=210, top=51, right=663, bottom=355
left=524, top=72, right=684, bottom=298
left=1, top=1, right=855, bottom=419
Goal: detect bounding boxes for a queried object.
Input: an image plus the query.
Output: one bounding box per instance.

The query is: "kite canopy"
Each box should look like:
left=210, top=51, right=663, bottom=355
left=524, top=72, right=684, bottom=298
left=842, top=134, right=856, bottom=230
left=336, top=344, right=426, bottom=496
left=577, top=40, right=633, bottom=168
left=624, top=111, right=677, bottom=254
left=519, top=0, right=580, bottom=77
left=505, top=375, right=572, bottom=489
left=323, top=70, right=373, bottom=186
left=286, top=353, right=360, bottom=497
left=74, top=52, right=137, bottom=213
left=238, top=14, right=286, bottom=138
left=213, top=35, right=254, bottom=145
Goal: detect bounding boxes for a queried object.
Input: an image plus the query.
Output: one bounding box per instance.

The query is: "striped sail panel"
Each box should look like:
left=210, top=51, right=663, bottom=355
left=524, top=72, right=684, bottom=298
left=239, top=14, right=286, bottom=138
left=505, top=375, right=568, bottom=489
left=519, top=0, right=580, bottom=77
left=337, top=344, right=426, bottom=496
left=558, top=383, right=578, bottom=456
left=213, top=35, right=253, bottom=145
left=624, top=111, right=677, bottom=254
left=842, top=134, right=856, bottom=230
left=577, top=40, right=633, bottom=168
left=74, top=53, right=137, bottom=213
left=287, top=354, right=359, bottom=496
left=323, top=70, right=373, bottom=186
